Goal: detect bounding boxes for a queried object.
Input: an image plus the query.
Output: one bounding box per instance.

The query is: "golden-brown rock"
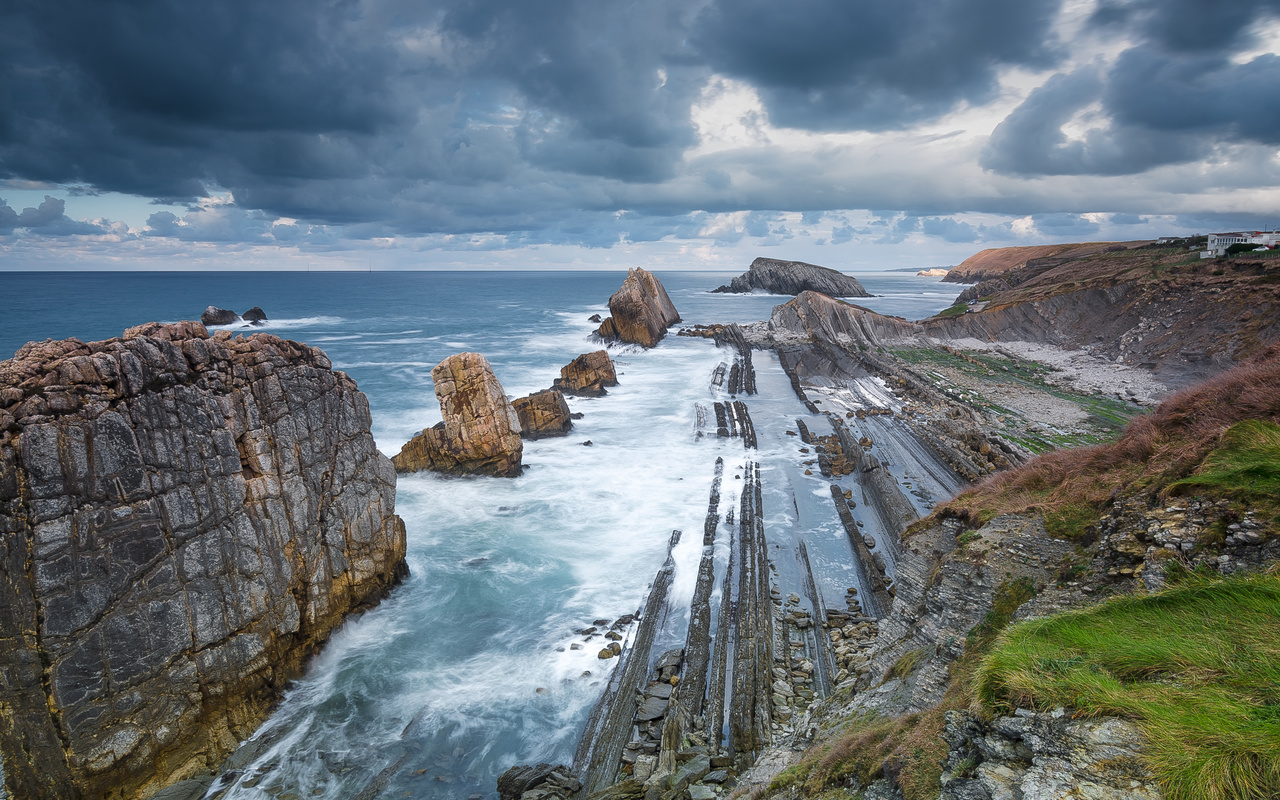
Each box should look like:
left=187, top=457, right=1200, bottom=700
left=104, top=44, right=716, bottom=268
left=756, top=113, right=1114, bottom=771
left=513, top=389, right=572, bottom=439
left=554, top=350, right=618, bottom=397
left=595, top=268, right=681, bottom=348
left=392, top=352, right=523, bottom=476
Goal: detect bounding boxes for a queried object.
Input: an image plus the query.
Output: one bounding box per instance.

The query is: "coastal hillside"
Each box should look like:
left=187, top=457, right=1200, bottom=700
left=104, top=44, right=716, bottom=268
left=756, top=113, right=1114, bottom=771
left=929, top=244, right=1280, bottom=387
left=941, top=241, right=1145, bottom=283
left=745, top=346, right=1279, bottom=800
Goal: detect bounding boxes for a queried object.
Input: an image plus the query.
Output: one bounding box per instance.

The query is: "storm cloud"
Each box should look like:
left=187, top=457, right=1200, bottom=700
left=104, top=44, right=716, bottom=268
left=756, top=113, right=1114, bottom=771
left=0, top=0, right=1276, bottom=257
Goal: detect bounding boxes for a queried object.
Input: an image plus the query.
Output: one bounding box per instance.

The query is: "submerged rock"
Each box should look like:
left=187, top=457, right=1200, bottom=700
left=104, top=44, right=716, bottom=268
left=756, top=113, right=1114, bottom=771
left=712, top=257, right=871, bottom=297
left=392, top=352, right=523, bottom=477
left=513, top=389, right=573, bottom=439
left=554, top=350, right=618, bottom=396
left=200, top=305, right=240, bottom=325
left=595, top=268, right=681, bottom=348
left=0, top=322, right=407, bottom=800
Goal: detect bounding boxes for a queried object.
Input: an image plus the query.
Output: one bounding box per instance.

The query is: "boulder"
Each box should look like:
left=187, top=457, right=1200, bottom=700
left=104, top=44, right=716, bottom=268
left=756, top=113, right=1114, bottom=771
left=0, top=322, right=406, bottom=800
left=497, top=764, right=581, bottom=800
left=392, top=352, right=523, bottom=477
left=513, top=389, right=572, bottom=439
left=242, top=306, right=268, bottom=325
left=712, top=257, right=871, bottom=297
left=553, top=350, right=618, bottom=396
left=595, top=268, right=681, bottom=348
left=200, top=305, right=240, bottom=325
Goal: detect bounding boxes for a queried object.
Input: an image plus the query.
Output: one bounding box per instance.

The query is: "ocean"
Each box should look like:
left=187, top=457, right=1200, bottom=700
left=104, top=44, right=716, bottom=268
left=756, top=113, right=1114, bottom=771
left=0, top=270, right=956, bottom=800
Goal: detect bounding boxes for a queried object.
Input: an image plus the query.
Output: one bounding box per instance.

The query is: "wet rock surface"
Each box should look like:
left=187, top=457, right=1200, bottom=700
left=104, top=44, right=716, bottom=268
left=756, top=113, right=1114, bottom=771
left=554, top=350, right=618, bottom=397
left=0, top=322, right=407, bottom=800
left=712, top=258, right=871, bottom=298
left=595, top=268, right=681, bottom=348
left=391, top=352, right=523, bottom=477
left=200, top=305, right=241, bottom=326
left=513, top=389, right=573, bottom=440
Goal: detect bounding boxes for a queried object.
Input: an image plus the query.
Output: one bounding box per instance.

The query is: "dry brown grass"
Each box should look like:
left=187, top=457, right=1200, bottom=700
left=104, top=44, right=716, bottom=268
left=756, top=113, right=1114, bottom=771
left=936, top=345, right=1280, bottom=537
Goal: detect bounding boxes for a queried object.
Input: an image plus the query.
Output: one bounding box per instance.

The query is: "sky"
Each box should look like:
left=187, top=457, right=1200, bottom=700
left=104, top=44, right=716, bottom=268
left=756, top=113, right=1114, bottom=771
left=2, top=0, right=1279, bottom=271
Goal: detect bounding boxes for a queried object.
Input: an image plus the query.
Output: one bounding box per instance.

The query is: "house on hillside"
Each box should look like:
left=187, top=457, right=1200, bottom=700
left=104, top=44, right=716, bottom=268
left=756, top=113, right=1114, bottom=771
left=1201, top=231, right=1280, bottom=258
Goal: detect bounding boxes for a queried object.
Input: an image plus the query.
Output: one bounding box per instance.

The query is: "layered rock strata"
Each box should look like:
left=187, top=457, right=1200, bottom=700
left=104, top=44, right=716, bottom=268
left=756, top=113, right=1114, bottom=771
left=596, top=269, right=681, bottom=348
left=0, top=322, right=407, bottom=800
left=512, top=389, right=572, bottom=440
left=713, top=257, right=871, bottom=298
left=391, top=352, right=522, bottom=477
left=553, top=350, right=618, bottom=396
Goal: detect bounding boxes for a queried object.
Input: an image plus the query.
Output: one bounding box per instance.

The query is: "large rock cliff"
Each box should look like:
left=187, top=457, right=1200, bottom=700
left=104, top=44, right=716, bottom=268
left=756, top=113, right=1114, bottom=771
left=596, top=269, right=681, bottom=348
left=391, top=352, right=523, bottom=477
left=713, top=257, right=871, bottom=297
left=0, top=321, right=407, bottom=800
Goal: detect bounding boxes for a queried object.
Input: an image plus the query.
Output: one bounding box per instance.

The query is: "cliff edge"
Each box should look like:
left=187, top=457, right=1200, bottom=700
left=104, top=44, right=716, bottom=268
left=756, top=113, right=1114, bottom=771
left=0, top=321, right=408, bottom=800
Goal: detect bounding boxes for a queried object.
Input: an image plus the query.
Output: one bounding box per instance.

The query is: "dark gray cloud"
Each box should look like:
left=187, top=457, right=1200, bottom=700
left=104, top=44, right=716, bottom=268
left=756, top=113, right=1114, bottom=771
left=693, top=0, right=1063, bottom=129
left=984, top=0, right=1280, bottom=176
left=0, top=0, right=1274, bottom=245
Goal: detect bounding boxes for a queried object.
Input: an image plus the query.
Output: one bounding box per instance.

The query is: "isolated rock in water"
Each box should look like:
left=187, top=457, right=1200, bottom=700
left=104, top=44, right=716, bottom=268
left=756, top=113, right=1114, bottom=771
left=0, top=322, right=407, bottom=800
left=595, top=268, right=681, bottom=348
left=242, top=306, right=268, bottom=325
left=554, top=350, right=618, bottom=396
left=200, top=305, right=241, bottom=325
left=392, top=352, right=523, bottom=476
left=712, top=257, right=871, bottom=297
left=513, top=389, right=572, bottom=439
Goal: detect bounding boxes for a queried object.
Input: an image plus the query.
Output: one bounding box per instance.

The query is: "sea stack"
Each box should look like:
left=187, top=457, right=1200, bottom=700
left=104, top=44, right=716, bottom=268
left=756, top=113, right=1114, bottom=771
left=512, top=389, right=573, bottom=439
left=595, top=268, right=681, bottom=348
left=712, top=257, right=871, bottom=297
left=553, top=350, right=618, bottom=396
left=392, top=352, right=523, bottom=477
left=0, top=322, right=407, bottom=800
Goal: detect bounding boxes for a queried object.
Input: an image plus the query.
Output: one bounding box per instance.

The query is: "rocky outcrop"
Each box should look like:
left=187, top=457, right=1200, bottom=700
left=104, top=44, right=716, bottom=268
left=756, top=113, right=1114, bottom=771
left=553, top=350, right=618, bottom=396
left=497, top=763, right=582, bottom=800
left=713, top=258, right=871, bottom=297
left=916, top=268, right=949, bottom=278
left=200, top=306, right=240, bottom=326
left=940, top=709, right=1160, bottom=800
left=596, top=269, right=681, bottom=348
left=0, top=322, right=407, bottom=800
left=512, top=389, right=572, bottom=439
left=391, top=352, right=522, bottom=477
left=241, top=307, right=268, bottom=325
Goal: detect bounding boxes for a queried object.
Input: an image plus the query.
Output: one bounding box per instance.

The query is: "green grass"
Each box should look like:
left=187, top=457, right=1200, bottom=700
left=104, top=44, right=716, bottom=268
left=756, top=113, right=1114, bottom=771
left=934, top=303, right=969, bottom=318
left=978, top=573, right=1280, bottom=800
left=1168, top=420, right=1280, bottom=522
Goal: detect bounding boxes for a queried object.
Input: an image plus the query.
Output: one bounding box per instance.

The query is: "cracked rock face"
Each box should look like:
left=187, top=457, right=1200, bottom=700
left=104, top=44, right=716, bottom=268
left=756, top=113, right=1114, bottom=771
left=596, top=269, right=681, bottom=348
left=391, top=352, right=523, bottom=477
left=513, top=389, right=572, bottom=440
left=554, top=350, right=618, bottom=397
left=0, top=322, right=407, bottom=800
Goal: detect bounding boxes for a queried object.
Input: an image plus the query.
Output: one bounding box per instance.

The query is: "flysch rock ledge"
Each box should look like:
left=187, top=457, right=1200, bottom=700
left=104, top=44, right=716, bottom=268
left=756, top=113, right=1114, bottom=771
left=0, top=320, right=408, bottom=800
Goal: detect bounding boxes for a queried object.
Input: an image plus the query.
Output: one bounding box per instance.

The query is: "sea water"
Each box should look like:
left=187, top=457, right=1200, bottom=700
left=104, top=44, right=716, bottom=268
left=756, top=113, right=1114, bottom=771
left=0, top=270, right=956, bottom=799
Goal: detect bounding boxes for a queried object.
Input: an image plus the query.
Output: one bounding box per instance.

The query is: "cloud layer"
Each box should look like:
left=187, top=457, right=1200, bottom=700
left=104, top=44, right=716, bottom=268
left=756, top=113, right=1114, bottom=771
left=1, top=0, right=1277, bottom=261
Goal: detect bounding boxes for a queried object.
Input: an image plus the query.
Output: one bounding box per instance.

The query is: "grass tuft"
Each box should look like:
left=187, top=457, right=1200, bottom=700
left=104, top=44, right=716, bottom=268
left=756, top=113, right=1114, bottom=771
left=978, top=573, right=1280, bottom=800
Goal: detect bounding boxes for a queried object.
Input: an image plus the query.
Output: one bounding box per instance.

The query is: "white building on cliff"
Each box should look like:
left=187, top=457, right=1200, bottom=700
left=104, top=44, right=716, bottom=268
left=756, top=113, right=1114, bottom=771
left=1201, top=231, right=1280, bottom=258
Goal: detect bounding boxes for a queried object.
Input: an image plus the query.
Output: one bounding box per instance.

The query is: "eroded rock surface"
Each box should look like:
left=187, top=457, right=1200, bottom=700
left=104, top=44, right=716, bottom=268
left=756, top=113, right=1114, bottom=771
left=553, top=350, right=618, bottom=396
left=513, top=389, right=572, bottom=439
left=596, top=269, right=681, bottom=348
left=200, top=306, right=240, bottom=326
left=391, top=352, right=522, bottom=477
left=0, top=322, right=407, bottom=800
left=713, top=258, right=871, bottom=297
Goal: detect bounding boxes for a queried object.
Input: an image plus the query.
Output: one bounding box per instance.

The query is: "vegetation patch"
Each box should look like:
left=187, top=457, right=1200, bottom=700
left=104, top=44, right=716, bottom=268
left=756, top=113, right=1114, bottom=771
left=978, top=573, right=1280, bottom=800
left=936, top=348, right=1280, bottom=539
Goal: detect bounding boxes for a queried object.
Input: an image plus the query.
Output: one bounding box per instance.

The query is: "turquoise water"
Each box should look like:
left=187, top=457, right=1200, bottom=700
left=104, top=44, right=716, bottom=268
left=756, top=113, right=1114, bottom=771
left=0, top=271, right=955, bottom=799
